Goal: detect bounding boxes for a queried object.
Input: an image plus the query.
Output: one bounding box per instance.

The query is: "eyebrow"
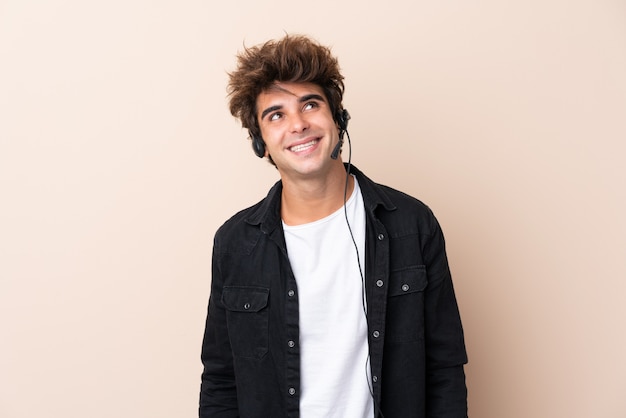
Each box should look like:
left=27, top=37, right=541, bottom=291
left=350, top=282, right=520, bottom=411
left=260, top=93, right=326, bottom=121
left=260, top=105, right=282, bottom=121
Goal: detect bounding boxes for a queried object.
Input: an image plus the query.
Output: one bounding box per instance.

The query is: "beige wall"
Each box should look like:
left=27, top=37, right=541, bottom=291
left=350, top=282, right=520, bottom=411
left=1, top=1, right=625, bottom=417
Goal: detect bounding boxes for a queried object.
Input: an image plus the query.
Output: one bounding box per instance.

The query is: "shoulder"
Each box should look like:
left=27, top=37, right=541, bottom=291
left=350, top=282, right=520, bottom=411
left=376, top=183, right=432, bottom=213
left=378, top=184, right=439, bottom=233
left=213, top=180, right=282, bottom=254
left=354, top=168, right=440, bottom=236
left=353, top=166, right=434, bottom=215
left=215, top=202, right=260, bottom=237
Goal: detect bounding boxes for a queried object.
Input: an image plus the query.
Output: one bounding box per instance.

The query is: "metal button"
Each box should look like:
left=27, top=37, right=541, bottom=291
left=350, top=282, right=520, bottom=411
left=372, top=375, right=378, bottom=383
left=401, top=284, right=409, bottom=292
left=288, top=387, right=296, bottom=395
left=288, top=289, right=295, bottom=297
left=377, top=233, right=384, bottom=241
left=376, top=280, right=383, bottom=287
left=372, top=330, right=380, bottom=338
left=243, top=302, right=251, bottom=310
left=288, top=340, right=295, bottom=348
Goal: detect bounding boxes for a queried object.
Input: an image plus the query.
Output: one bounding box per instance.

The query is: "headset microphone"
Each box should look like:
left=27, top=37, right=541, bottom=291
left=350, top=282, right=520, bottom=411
left=330, top=138, right=343, bottom=160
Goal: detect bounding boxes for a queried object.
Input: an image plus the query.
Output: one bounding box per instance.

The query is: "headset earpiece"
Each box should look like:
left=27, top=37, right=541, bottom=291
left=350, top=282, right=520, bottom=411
left=338, top=109, right=350, bottom=134
left=331, top=109, right=350, bottom=160
left=252, top=135, right=266, bottom=158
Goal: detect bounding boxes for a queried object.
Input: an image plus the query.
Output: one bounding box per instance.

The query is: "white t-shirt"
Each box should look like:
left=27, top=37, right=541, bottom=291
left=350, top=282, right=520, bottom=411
left=283, top=176, right=373, bottom=418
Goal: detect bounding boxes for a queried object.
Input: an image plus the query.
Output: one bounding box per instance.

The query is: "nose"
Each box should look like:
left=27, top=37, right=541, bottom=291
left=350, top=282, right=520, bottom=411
left=289, top=112, right=309, bottom=134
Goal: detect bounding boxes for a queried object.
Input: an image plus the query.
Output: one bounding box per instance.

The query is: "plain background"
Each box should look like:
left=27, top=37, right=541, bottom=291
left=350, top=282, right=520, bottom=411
left=1, top=1, right=625, bottom=417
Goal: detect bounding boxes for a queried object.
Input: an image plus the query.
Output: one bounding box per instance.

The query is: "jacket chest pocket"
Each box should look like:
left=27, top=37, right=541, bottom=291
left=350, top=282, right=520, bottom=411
left=385, top=266, right=428, bottom=343
left=222, top=286, right=269, bottom=359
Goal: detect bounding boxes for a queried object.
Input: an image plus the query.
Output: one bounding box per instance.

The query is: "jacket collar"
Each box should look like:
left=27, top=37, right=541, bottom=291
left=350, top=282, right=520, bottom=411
left=245, top=164, right=397, bottom=234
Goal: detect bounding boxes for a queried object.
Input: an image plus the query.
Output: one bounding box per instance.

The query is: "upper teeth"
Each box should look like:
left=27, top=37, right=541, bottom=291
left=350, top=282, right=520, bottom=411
left=290, top=140, right=317, bottom=152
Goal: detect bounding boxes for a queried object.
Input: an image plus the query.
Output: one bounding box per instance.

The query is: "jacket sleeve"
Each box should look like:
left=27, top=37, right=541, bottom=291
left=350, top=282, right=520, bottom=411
left=199, top=240, right=239, bottom=418
left=423, top=211, right=468, bottom=418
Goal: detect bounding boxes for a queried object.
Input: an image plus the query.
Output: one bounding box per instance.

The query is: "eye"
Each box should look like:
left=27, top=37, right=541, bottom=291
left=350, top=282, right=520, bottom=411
left=303, top=101, right=319, bottom=111
left=269, top=112, right=283, bottom=121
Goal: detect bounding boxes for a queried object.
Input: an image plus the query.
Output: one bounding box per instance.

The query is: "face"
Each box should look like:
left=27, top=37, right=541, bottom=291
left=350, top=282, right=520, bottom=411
left=256, top=82, right=342, bottom=181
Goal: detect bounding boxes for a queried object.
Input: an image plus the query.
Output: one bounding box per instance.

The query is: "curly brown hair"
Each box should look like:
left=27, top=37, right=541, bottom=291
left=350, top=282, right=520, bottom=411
left=227, top=34, right=345, bottom=141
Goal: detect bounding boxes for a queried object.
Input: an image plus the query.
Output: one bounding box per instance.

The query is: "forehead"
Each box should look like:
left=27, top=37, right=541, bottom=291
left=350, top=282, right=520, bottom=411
left=257, top=82, right=326, bottom=104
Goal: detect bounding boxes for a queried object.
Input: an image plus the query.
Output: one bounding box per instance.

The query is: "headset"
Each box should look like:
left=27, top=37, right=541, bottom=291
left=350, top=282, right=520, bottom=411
left=251, top=109, right=350, bottom=159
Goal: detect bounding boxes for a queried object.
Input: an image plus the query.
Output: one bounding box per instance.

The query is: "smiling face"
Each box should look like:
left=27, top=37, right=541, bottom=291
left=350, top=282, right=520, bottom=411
left=256, top=81, right=343, bottom=182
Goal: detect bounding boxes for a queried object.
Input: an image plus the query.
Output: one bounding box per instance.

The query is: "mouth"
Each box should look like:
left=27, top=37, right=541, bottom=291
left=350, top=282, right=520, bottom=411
left=288, top=138, right=319, bottom=153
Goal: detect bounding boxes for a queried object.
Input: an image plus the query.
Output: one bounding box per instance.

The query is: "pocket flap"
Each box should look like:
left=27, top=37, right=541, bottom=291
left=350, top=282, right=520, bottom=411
left=222, top=286, right=269, bottom=312
left=388, top=267, right=428, bottom=297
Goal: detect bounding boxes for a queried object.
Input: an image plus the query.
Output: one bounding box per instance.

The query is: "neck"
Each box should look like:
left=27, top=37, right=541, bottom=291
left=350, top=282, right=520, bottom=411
left=280, top=164, right=353, bottom=226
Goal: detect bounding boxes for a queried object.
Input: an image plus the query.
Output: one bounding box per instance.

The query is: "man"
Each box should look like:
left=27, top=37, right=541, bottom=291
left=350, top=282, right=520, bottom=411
left=200, top=34, right=468, bottom=418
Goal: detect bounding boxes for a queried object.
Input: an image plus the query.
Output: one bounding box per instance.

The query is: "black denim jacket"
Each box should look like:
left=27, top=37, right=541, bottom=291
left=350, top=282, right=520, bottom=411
left=200, top=165, right=468, bottom=418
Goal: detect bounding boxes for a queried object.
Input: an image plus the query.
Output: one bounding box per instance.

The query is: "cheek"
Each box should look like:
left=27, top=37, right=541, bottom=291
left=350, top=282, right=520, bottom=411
left=261, top=127, right=279, bottom=144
